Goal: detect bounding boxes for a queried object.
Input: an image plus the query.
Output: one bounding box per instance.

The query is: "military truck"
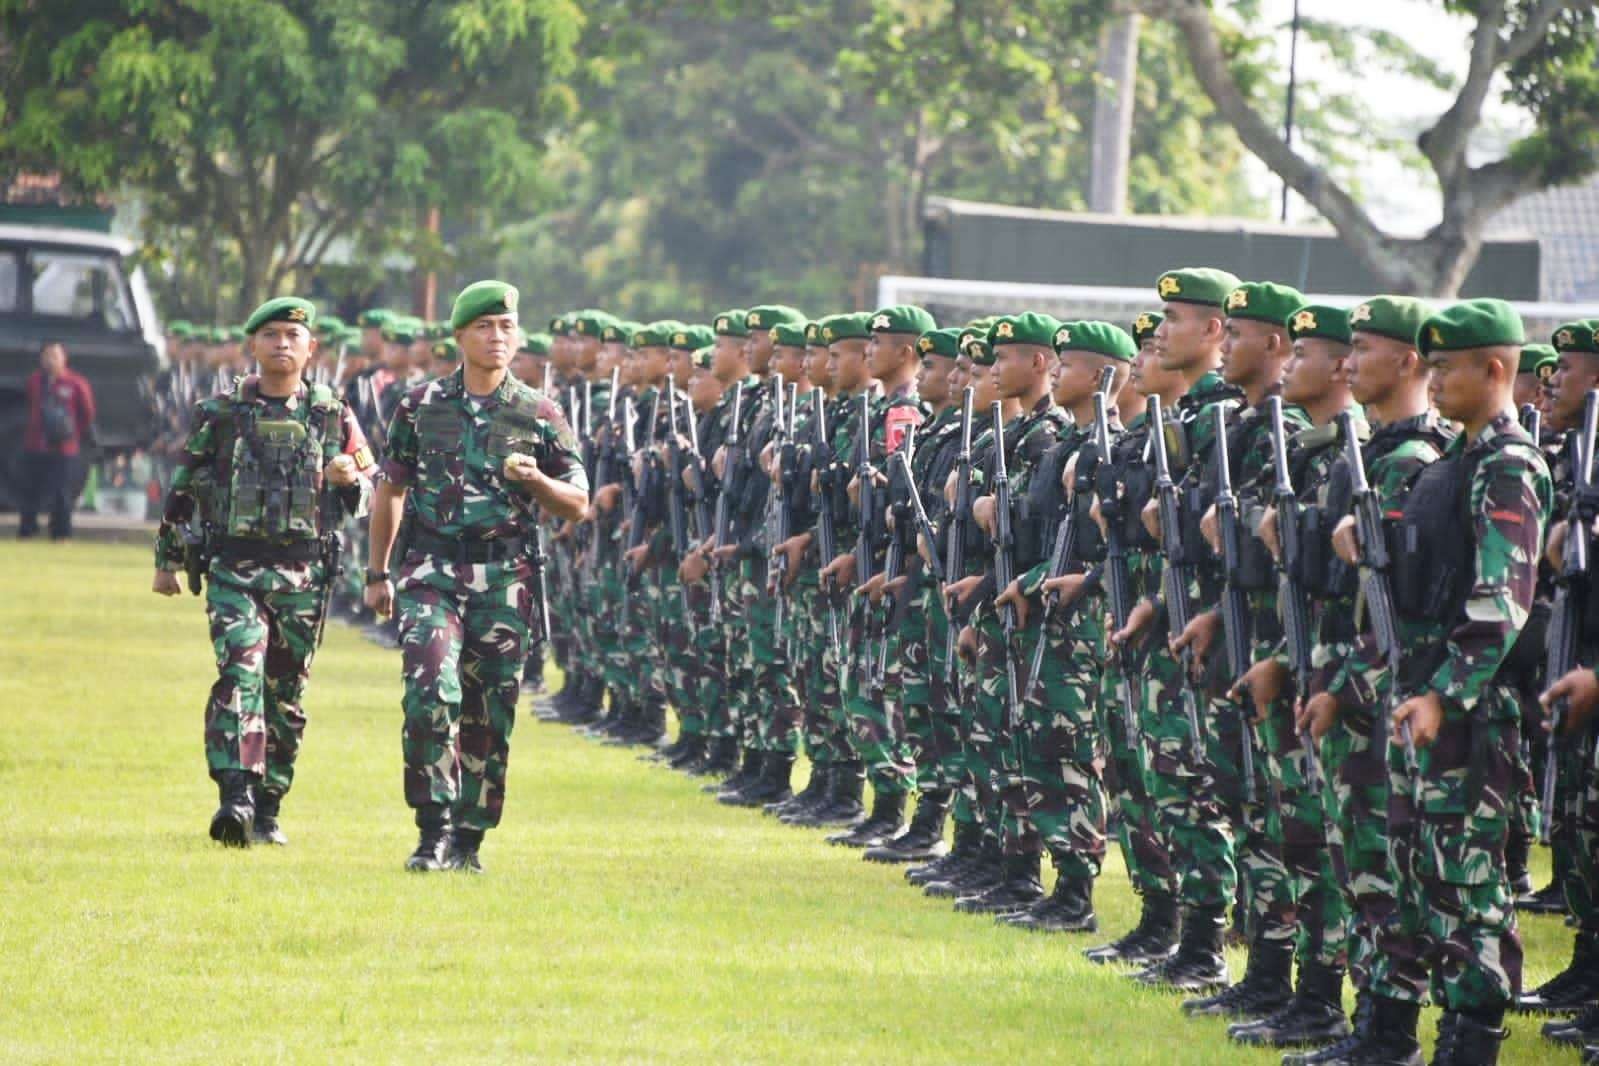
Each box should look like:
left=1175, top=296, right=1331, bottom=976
left=0, top=224, right=165, bottom=508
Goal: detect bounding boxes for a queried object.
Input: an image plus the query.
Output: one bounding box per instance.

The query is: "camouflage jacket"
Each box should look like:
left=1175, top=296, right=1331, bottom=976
left=380, top=369, right=586, bottom=541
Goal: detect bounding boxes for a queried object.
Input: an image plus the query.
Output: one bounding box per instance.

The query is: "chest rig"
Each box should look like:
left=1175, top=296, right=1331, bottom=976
left=217, top=380, right=341, bottom=542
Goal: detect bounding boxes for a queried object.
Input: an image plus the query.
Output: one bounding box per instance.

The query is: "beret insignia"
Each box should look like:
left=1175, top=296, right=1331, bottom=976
left=1429, top=326, right=1445, bottom=347
left=748, top=312, right=763, bottom=327
left=716, top=317, right=729, bottom=332
left=995, top=322, right=1014, bottom=339
left=1158, top=275, right=1181, bottom=298
left=1054, top=327, right=1071, bottom=346
left=918, top=336, right=933, bottom=353
left=1557, top=329, right=1575, bottom=347
left=1538, top=362, right=1556, bottom=381
left=503, top=289, right=518, bottom=311
left=1134, top=313, right=1154, bottom=333
left=286, top=307, right=308, bottom=323
left=1350, top=304, right=1373, bottom=325
left=871, top=314, right=891, bottom=330
left=1292, top=310, right=1317, bottom=333
left=674, top=333, right=687, bottom=346
left=823, top=327, right=836, bottom=342
left=1226, top=289, right=1249, bottom=311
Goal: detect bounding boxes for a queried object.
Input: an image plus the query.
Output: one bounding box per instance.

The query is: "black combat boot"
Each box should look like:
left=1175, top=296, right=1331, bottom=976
left=627, top=696, right=667, bottom=747
left=1005, top=868, right=1097, bottom=932
left=587, top=689, right=635, bottom=740
left=688, top=736, right=739, bottom=778
left=954, top=849, right=1044, bottom=915
left=1292, top=995, right=1420, bottom=1066
left=560, top=675, right=604, bottom=725
left=1517, top=878, right=1568, bottom=914
left=829, top=789, right=905, bottom=848
left=1504, top=829, right=1533, bottom=899
left=864, top=789, right=951, bottom=863
left=667, top=734, right=707, bottom=771
left=1183, top=934, right=1293, bottom=1018
left=924, top=834, right=1004, bottom=898
left=792, top=762, right=865, bottom=827
left=713, top=749, right=764, bottom=800
left=1430, top=1009, right=1507, bottom=1066
left=1084, top=890, right=1178, bottom=965
left=1136, top=904, right=1227, bottom=993
left=732, top=754, right=794, bottom=808
left=208, top=770, right=257, bottom=848
left=1545, top=1002, right=1599, bottom=1047
left=405, top=804, right=452, bottom=873
left=448, top=827, right=485, bottom=874
left=1230, top=959, right=1350, bottom=1048
left=769, top=763, right=828, bottom=818
left=908, top=817, right=979, bottom=884
left=1517, top=930, right=1599, bottom=1014
left=251, top=789, right=288, bottom=846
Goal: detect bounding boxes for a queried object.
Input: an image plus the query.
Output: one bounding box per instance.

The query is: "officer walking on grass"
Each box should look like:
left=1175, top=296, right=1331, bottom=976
left=153, top=297, right=377, bottom=848
left=363, top=280, right=588, bottom=874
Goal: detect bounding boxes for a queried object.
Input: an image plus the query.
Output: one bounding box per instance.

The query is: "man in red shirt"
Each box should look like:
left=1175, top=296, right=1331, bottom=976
left=20, top=341, right=96, bottom=540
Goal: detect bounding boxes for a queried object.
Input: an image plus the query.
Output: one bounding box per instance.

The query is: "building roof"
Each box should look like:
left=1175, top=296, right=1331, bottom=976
left=1490, top=172, right=1599, bottom=302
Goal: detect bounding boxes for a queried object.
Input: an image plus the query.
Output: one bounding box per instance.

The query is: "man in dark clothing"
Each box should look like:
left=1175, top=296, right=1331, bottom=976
left=19, top=342, right=96, bottom=540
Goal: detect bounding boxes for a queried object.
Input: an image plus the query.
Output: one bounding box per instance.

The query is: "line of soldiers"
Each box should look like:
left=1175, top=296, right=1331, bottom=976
left=526, top=278, right=1599, bottom=1066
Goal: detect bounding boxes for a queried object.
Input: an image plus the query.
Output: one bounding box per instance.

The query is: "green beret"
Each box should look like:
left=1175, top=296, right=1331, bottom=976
left=602, top=320, right=641, bottom=345
left=423, top=321, right=451, bottom=342
left=1418, top=299, right=1525, bottom=357
left=382, top=321, right=418, bottom=345
left=1348, top=296, right=1434, bottom=346
left=449, top=281, right=519, bottom=331
left=1225, top=282, right=1305, bottom=327
left=690, top=345, right=715, bottom=371
left=745, top=305, right=806, bottom=332
left=356, top=308, right=394, bottom=329
left=820, top=312, right=872, bottom=344
left=965, top=336, right=995, bottom=367
left=1157, top=267, right=1242, bottom=308
left=1553, top=321, right=1599, bottom=356
left=212, top=326, right=235, bottom=344
left=337, top=327, right=363, bottom=349
left=1131, top=311, right=1163, bottom=347
left=244, top=297, right=316, bottom=335
left=571, top=309, right=616, bottom=338
left=168, top=319, right=193, bottom=337
left=1519, top=343, right=1558, bottom=378
left=548, top=313, right=572, bottom=335
left=1053, top=320, right=1136, bottom=362
left=1287, top=305, right=1352, bottom=345
left=315, top=314, right=345, bottom=336
left=673, top=324, right=715, bottom=351
left=713, top=309, right=750, bottom=338
left=631, top=321, right=679, bottom=348
left=431, top=338, right=460, bottom=363
left=869, top=304, right=937, bottom=336
left=917, top=328, right=962, bottom=360
left=804, top=321, right=827, bottom=347
left=771, top=322, right=808, bottom=348
left=520, top=331, right=553, bottom=356
left=227, top=326, right=246, bottom=342
left=988, top=312, right=1061, bottom=350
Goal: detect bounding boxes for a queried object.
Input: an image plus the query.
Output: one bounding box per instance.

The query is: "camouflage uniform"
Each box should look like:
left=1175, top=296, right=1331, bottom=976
left=1364, top=411, right=1550, bottom=1012
left=155, top=377, right=375, bottom=798
left=381, top=370, right=586, bottom=831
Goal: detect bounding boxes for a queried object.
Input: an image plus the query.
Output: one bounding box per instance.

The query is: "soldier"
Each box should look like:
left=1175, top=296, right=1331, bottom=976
left=152, top=297, right=376, bottom=847
left=364, top=281, right=588, bottom=874
left=1329, top=300, right=1551, bottom=1065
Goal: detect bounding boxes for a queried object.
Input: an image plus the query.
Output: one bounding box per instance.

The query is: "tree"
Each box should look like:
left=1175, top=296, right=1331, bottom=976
left=0, top=0, right=586, bottom=319
left=1138, top=0, right=1599, bottom=297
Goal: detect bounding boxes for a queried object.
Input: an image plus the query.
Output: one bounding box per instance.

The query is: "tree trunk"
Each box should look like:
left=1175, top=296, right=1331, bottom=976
left=1089, top=12, right=1140, bottom=215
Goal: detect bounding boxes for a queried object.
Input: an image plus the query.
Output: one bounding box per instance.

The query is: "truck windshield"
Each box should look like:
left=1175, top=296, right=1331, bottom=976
left=29, top=249, right=135, bottom=329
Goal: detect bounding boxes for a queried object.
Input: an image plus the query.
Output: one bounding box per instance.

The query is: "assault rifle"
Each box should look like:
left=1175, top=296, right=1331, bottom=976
left=1213, top=404, right=1258, bottom=802
left=942, top=387, right=976, bottom=692
left=991, top=401, right=1023, bottom=734
left=1024, top=365, right=1117, bottom=704
left=812, top=387, right=844, bottom=661
left=683, top=388, right=721, bottom=623
left=771, top=380, right=792, bottom=658
left=1338, top=411, right=1420, bottom=805
left=1150, top=395, right=1205, bottom=753
left=1269, top=397, right=1344, bottom=882
left=666, top=377, right=693, bottom=615
left=869, top=424, right=916, bottom=697
left=1544, top=390, right=1598, bottom=843
left=709, top=380, right=745, bottom=625
left=853, top=394, right=879, bottom=686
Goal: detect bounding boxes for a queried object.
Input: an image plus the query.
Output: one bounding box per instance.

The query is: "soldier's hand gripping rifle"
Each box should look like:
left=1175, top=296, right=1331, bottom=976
left=1024, top=365, right=1117, bottom=704
left=1150, top=396, right=1206, bottom=754
left=811, top=386, right=844, bottom=661
left=869, top=424, right=916, bottom=697
left=991, top=401, right=1023, bottom=736
left=709, top=380, right=745, bottom=626
left=942, top=387, right=976, bottom=694
left=771, top=380, right=792, bottom=654
left=666, top=377, right=694, bottom=615
left=1269, top=397, right=1344, bottom=882
left=853, top=394, right=880, bottom=686
left=1543, top=390, right=1598, bottom=843
left=1213, top=404, right=1258, bottom=803
left=682, top=387, right=722, bottom=623
left=1338, top=411, right=1421, bottom=801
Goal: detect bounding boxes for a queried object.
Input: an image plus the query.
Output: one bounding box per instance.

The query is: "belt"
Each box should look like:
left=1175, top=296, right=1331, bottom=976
left=217, top=536, right=322, bottom=564
left=410, top=528, right=527, bottom=565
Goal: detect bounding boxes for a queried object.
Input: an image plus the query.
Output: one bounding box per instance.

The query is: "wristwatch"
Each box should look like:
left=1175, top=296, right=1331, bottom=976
left=365, top=569, right=390, bottom=584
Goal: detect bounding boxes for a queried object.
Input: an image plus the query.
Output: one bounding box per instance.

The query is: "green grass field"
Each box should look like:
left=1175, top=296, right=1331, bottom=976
left=0, top=540, right=1570, bottom=1064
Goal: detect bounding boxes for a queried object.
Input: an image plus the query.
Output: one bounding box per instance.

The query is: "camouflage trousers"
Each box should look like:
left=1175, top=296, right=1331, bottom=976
left=1369, top=699, right=1522, bottom=1011
left=841, top=588, right=914, bottom=795
left=203, top=574, right=325, bottom=797
left=701, top=565, right=741, bottom=742
left=1555, top=728, right=1599, bottom=931
left=907, top=584, right=962, bottom=795
left=802, top=579, right=852, bottom=767
left=1324, top=705, right=1399, bottom=991
left=397, top=557, right=535, bottom=832
left=734, top=558, right=800, bottom=755
left=997, top=610, right=1107, bottom=879
left=963, top=611, right=1012, bottom=835
left=1100, top=645, right=1176, bottom=899
left=1141, top=641, right=1238, bottom=912
left=664, top=578, right=715, bottom=737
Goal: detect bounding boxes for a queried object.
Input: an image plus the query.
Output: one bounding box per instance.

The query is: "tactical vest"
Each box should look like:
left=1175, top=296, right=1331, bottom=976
left=218, top=381, right=342, bottom=542
left=415, top=380, right=547, bottom=525
left=1012, top=420, right=1069, bottom=572
left=1099, top=426, right=1158, bottom=552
